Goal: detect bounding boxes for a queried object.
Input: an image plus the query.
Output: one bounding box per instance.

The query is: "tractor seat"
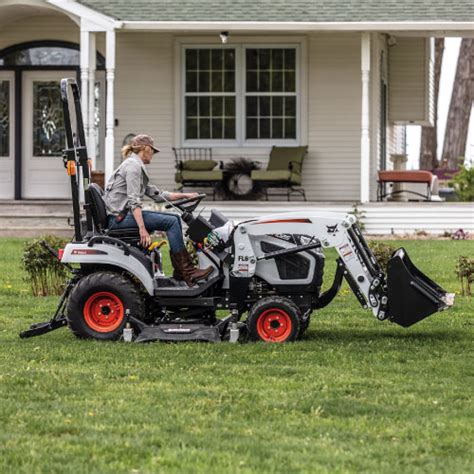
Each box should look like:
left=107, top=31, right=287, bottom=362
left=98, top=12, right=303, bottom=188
left=88, top=183, right=140, bottom=240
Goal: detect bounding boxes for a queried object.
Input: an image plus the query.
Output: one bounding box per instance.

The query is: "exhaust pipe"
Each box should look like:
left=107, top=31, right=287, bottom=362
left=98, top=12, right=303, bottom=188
left=386, top=248, right=454, bottom=327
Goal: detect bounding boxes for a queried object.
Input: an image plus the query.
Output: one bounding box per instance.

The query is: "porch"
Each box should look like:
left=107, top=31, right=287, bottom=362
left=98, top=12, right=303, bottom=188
left=1, top=200, right=471, bottom=237
left=1, top=1, right=473, bottom=205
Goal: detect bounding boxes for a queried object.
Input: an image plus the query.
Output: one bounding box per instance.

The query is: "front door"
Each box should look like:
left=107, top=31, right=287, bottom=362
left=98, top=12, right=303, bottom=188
left=21, top=71, right=75, bottom=199
left=0, top=71, right=14, bottom=199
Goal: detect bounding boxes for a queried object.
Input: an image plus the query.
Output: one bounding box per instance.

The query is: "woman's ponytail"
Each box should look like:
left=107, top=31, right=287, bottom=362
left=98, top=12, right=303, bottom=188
left=121, top=144, right=145, bottom=159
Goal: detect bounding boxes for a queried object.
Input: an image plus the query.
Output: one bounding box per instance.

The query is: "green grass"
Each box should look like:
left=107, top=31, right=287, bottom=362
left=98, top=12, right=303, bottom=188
left=0, top=238, right=473, bottom=473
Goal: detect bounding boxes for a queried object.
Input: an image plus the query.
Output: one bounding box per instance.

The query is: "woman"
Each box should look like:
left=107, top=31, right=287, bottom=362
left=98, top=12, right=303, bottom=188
left=103, top=134, right=212, bottom=286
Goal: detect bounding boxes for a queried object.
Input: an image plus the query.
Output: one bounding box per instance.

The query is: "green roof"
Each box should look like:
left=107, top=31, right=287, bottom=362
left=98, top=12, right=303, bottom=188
left=79, top=0, right=474, bottom=22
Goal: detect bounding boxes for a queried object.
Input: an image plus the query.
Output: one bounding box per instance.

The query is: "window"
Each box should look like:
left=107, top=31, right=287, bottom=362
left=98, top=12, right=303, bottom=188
left=0, top=42, right=105, bottom=68
left=32, top=81, right=65, bottom=156
left=183, top=44, right=299, bottom=145
left=184, top=48, right=236, bottom=140
left=245, top=48, right=297, bottom=140
left=0, top=81, right=9, bottom=156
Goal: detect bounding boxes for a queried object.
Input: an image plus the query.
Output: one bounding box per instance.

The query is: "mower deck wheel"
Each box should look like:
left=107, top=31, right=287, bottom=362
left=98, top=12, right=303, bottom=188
left=298, top=314, right=311, bottom=338
left=247, top=296, right=301, bottom=343
left=66, top=271, right=144, bottom=340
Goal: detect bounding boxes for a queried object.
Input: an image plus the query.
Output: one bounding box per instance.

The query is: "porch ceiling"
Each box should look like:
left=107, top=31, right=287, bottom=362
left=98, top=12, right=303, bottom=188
left=0, top=4, right=67, bottom=30
left=78, top=0, right=474, bottom=23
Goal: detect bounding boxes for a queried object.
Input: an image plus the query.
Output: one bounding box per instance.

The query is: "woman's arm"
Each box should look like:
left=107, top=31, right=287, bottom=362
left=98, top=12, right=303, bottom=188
left=166, top=192, right=199, bottom=201
left=132, top=207, right=151, bottom=248
left=145, top=184, right=198, bottom=202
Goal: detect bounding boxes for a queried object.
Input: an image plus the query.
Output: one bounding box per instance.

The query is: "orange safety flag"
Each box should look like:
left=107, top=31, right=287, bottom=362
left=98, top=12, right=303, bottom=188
left=66, top=161, right=76, bottom=176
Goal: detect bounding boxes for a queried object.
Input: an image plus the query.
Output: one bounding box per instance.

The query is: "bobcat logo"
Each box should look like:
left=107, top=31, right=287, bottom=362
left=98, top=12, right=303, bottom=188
left=326, top=224, right=339, bottom=234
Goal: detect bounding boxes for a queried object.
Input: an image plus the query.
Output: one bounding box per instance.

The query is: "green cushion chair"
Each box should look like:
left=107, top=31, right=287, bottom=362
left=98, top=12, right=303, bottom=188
left=251, top=146, right=308, bottom=201
left=173, top=147, right=223, bottom=200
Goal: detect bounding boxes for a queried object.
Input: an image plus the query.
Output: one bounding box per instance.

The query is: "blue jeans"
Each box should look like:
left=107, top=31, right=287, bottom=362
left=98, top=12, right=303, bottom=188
left=107, top=210, right=185, bottom=253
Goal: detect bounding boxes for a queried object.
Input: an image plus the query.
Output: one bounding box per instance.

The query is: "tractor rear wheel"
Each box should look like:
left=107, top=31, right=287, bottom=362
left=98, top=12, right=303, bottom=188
left=66, top=272, right=144, bottom=340
left=247, top=297, right=301, bottom=343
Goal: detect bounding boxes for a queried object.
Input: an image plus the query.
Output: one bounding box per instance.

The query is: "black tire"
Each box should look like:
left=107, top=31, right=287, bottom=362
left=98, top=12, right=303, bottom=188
left=66, top=272, right=144, bottom=340
left=247, top=296, right=301, bottom=343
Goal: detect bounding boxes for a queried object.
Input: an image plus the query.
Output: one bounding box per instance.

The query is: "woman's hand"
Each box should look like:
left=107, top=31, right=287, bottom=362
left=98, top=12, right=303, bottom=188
left=131, top=207, right=151, bottom=248
left=139, top=226, right=151, bottom=248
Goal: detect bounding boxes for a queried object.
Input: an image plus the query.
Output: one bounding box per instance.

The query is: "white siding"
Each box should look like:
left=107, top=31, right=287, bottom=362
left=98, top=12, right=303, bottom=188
left=388, top=37, right=433, bottom=125
left=387, top=125, right=406, bottom=159
left=305, top=33, right=361, bottom=201
left=114, top=32, right=363, bottom=201
left=114, top=33, right=176, bottom=190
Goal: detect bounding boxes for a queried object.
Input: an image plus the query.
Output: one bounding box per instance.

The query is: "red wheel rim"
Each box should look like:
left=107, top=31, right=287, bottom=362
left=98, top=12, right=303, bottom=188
left=256, top=308, right=292, bottom=342
left=83, top=291, right=124, bottom=333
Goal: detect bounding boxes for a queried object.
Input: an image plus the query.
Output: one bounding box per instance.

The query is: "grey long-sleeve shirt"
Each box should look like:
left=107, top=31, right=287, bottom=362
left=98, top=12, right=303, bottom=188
left=103, top=153, right=170, bottom=216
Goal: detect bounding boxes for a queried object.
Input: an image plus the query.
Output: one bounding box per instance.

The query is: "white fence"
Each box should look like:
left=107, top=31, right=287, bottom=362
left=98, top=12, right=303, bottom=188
left=195, top=202, right=474, bottom=235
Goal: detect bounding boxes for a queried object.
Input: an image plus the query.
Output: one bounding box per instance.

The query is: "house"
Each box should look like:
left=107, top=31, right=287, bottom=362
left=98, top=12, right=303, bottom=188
left=0, top=0, right=473, bottom=203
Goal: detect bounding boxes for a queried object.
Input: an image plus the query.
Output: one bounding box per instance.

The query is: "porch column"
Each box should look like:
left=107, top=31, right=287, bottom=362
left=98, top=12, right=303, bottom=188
left=88, top=33, right=97, bottom=168
left=80, top=29, right=90, bottom=141
left=360, top=33, right=371, bottom=203
left=105, top=29, right=116, bottom=182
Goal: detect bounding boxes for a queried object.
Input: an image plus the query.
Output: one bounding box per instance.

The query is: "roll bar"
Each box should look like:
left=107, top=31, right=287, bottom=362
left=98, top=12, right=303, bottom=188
left=59, top=78, right=93, bottom=242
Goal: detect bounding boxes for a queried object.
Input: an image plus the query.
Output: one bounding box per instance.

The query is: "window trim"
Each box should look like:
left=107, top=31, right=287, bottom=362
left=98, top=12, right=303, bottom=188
left=243, top=44, right=300, bottom=146
left=180, top=41, right=302, bottom=147
left=181, top=44, right=240, bottom=147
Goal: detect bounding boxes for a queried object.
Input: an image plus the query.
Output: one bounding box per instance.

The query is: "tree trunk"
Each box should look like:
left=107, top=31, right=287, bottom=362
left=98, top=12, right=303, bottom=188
left=442, top=39, right=474, bottom=170
left=420, top=39, right=444, bottom=170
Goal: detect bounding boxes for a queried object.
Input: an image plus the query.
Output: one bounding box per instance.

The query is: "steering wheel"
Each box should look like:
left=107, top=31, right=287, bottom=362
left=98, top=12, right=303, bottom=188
left=165, top=193, right=206, bottom=210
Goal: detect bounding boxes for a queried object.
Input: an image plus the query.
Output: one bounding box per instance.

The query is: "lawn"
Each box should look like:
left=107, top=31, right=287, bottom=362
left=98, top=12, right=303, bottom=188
left=0, top=238, right=472, bottom=473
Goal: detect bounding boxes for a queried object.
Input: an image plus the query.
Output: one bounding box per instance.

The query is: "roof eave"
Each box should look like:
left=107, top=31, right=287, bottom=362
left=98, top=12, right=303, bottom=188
left=47, top=0, right=122, bottom=30
left=119, top=20, right=474, bottom=34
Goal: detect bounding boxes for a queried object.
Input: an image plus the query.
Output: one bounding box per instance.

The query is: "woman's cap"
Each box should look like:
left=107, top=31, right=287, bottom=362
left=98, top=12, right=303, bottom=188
left=131, top=134, right=160, bottom=153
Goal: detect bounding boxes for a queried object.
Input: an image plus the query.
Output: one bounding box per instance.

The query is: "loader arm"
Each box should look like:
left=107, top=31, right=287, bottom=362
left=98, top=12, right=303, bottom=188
left=232, top=212, right=453, bottom=327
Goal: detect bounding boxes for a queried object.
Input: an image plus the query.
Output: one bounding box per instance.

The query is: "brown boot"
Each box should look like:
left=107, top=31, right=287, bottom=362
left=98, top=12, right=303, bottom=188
left=169, top=251, right=181, bottom=280
left=171, top=249, right=213, bottom=287
left=185, top=252, right=214, bottom=282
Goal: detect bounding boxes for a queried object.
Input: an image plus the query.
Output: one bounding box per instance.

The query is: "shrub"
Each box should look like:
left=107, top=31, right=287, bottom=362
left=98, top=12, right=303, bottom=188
left=22, top=236, right=69, bottom=296
left=351, top=204, right=366, bottom=231
left=448, top=166, right=474, bottom=202
left=455, top=256, right=474, bottom=296
left=368, top=241, right=397, bottom=272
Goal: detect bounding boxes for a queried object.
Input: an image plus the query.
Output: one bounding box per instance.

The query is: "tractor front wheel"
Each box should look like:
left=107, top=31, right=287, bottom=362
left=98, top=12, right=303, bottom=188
left=247, top=297, right=301, bottom=343
left=66, top=272, right=144, bottom=340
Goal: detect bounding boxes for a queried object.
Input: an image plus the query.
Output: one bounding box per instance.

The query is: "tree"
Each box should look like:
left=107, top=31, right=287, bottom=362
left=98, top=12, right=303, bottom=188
left=419, top=39, right=444, bottom=170
left=442, top=39, right=474, bottom=170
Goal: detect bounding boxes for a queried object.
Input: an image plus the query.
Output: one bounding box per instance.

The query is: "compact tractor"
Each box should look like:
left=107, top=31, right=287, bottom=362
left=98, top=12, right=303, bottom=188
left=20, top=79, right=454, bottom=343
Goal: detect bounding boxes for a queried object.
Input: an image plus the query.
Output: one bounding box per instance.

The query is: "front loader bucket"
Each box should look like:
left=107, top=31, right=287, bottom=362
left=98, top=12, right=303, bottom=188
left=386, top=248, right=454, bottom=327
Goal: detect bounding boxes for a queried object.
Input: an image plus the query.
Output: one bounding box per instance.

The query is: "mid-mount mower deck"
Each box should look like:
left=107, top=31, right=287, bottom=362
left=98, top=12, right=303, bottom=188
left=20, top=79, right=454, bottom=344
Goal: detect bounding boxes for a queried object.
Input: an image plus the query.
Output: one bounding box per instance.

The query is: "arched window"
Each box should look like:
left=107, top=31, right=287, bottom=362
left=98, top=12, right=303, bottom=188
left=0, top=41, right=105, bottom=67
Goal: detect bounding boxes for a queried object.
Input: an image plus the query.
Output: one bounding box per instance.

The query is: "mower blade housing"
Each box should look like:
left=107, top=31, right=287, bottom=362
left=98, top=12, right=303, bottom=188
left=386, top=248, right=454, bottom=327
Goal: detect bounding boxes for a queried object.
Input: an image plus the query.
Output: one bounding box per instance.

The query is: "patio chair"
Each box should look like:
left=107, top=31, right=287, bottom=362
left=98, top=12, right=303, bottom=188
left=251, top=146, right=308, bottom=201
left=173, top=147, right=223, bottom=200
